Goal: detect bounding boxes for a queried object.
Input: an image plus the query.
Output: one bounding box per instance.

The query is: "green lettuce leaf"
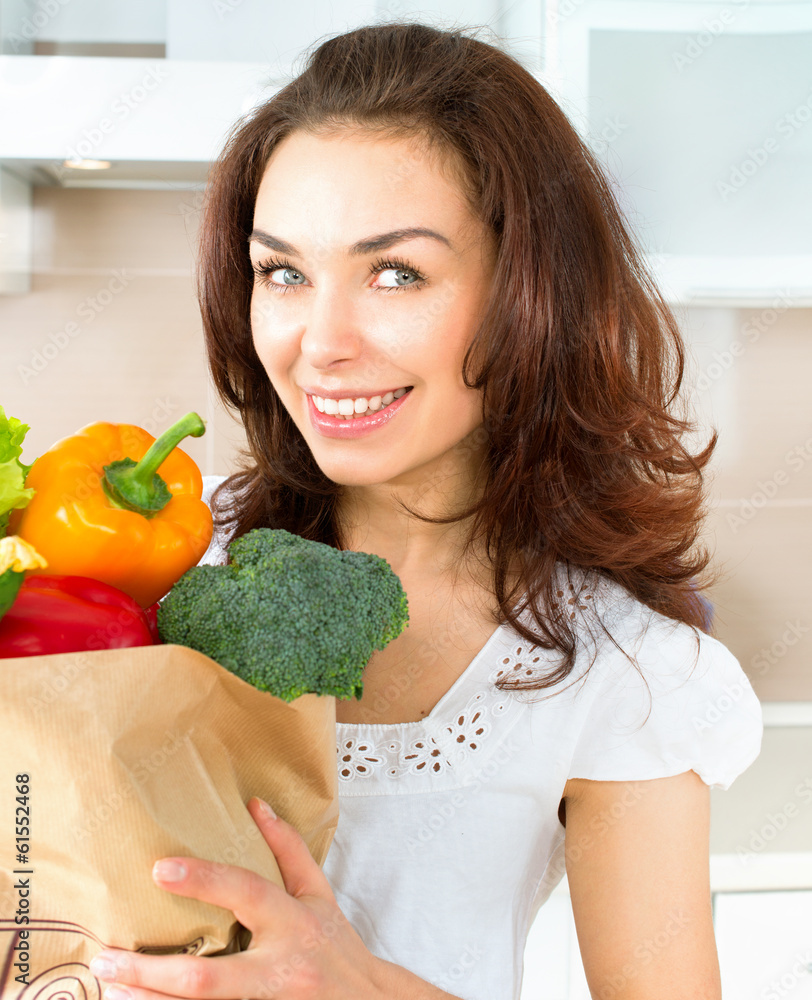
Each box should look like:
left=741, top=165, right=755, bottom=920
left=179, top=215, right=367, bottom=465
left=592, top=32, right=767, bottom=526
left=0, top=406, right=35, bottom=537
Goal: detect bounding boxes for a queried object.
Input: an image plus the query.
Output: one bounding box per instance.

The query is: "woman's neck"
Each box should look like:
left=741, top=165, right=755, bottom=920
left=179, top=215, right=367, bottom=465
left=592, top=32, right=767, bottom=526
left=336, top=482, right=479, bottom=581
left=334, top=442, right=491, bottom=584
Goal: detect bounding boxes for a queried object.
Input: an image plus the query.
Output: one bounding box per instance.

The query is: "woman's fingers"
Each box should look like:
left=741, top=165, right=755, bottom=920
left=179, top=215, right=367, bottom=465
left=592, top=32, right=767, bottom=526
left=149, top=849, right=292, bottom=932
left=89, top=948, right=263, bottom=1000
left=246, top=797, right=337, bottom=902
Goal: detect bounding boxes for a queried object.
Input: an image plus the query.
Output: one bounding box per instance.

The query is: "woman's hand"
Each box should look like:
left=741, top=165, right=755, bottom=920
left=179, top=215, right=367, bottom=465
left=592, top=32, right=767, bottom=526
left=88, top=797, right=387, bottom=1000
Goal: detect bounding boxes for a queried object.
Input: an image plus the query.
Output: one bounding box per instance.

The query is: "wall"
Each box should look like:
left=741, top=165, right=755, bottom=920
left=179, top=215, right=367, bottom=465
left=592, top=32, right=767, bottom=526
left=1, top=185, right=247, bottom=479
left=687, top=304, right=812, bottom=701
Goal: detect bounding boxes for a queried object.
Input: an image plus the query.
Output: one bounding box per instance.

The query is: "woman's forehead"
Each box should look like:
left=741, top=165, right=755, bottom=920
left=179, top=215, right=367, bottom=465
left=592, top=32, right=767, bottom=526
left=256, top=129, right=458, bottom=192
left=254, top=131, right=486, bottom=245
left=252, top=133, right=484, bottom=255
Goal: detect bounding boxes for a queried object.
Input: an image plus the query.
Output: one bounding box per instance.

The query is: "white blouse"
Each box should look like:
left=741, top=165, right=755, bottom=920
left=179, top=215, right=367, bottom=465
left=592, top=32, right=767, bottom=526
left=198, top=476, right=764, bottom=1000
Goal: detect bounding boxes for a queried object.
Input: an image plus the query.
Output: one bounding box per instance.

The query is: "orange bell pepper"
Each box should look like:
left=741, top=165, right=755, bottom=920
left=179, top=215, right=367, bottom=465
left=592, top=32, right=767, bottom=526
left=11, top=412, right=213, bottom=608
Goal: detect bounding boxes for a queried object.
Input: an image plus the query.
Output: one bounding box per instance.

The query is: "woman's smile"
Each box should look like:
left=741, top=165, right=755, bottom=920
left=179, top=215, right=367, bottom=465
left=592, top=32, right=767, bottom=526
left=302, top=384, right=413, bottom=418
left=306, top=385, right=414, bottom=438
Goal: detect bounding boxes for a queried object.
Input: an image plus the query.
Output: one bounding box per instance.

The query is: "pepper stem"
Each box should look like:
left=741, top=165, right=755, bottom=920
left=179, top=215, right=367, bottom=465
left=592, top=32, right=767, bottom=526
left=102, top=412, right=206, bottom=519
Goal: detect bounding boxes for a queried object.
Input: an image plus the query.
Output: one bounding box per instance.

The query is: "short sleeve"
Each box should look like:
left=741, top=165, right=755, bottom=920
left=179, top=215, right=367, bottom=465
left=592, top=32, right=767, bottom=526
left=568, top=608, right=764, bottom=791
left=198, top=474, right=232, bottom=567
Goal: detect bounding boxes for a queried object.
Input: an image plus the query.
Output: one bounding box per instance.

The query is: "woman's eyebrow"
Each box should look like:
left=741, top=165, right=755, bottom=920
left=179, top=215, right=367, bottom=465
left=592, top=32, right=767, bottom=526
left=248, top=226, right=458, bottom=257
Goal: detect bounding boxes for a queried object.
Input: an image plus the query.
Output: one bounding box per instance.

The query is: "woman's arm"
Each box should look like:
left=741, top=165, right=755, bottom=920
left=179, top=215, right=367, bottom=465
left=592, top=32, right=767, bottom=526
left=562, top=770, right=722, bottom=1000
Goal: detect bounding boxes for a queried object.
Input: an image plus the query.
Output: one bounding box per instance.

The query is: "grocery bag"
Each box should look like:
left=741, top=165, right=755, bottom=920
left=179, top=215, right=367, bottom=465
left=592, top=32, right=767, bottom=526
left=0, top=643, right=338, bottom=999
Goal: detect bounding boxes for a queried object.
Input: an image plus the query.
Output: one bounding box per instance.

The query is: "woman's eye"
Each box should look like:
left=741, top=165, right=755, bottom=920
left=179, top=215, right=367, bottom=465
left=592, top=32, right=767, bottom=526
left=252, top=260, right=305, bottom=289
left=371, top=257, right=426, bottom=291
left=377, top=268, right=418, bottom=288
left=273, top=267, right=306, bottom=287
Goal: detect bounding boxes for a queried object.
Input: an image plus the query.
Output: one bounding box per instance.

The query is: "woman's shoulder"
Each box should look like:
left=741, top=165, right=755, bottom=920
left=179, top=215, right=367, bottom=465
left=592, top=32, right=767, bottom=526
left=513, top=563, right=760, bottom=734
left=198, top=474, right=235, bottom=566
left=532, top=566, right=764, bottom=790
left=541, top=562, right=730, bottom=674
left=201, top=473, right=230, bottom=506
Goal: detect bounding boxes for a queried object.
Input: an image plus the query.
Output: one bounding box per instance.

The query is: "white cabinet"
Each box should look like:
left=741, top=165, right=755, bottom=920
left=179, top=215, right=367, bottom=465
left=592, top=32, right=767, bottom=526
left=0, top=0, right=544, bottom=190
left=547, top=1, right=812, bottom=305
left=714, top=890, right=812, bottom=1000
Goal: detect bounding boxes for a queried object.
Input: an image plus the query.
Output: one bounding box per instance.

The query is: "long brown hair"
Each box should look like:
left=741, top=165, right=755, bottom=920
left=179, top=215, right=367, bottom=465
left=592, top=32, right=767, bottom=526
left=197, top=20, right=718, bottom=696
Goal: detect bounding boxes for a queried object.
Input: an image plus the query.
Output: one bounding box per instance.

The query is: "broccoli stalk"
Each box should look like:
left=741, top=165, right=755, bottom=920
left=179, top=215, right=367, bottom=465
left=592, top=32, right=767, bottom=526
left=157, top=528, right=409, bottom=702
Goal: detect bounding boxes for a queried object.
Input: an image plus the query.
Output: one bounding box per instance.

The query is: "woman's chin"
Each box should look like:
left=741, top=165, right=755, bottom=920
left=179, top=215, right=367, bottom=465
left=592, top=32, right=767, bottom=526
left=307, top=443, right=421, bottom=488
left=315, top=460, right=404, bottom=488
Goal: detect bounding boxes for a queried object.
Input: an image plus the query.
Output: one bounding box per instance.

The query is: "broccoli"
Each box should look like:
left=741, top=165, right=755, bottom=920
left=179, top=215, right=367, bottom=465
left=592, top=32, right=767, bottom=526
left=157, top=527, right=409, bottom=703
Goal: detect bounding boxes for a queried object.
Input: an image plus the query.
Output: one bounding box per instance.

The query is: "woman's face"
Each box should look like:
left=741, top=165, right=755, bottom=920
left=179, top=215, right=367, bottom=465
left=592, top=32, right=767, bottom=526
left=248, top=129, right=497, bottom=491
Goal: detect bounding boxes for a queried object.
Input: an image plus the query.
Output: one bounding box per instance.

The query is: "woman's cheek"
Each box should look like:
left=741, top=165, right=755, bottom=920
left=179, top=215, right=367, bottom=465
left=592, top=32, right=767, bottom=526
left=250, top=292, right=274, bottom=331
left=250, top=301, right=290, bottom=368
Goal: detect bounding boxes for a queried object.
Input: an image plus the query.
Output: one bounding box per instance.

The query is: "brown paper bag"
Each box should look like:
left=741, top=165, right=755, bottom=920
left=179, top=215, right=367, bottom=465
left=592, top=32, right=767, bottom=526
left=0, top=643, right=338, bottom=999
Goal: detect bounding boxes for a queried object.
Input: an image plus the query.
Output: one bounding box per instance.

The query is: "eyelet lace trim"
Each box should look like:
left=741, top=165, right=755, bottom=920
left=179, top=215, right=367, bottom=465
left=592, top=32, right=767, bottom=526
left=550, top=580, right=594, bottom=620
left=336, top=641, right=549, bottom=781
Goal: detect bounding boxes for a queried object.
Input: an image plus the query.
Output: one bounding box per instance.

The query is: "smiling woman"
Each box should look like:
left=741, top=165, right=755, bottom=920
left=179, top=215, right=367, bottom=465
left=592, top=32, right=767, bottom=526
left=88, top=20, right=763, bottom=1000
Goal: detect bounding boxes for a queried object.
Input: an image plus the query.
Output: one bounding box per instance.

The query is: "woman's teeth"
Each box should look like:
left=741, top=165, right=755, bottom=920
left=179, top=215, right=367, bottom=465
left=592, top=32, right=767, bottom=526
left=312, top=387, right=411, bottom=419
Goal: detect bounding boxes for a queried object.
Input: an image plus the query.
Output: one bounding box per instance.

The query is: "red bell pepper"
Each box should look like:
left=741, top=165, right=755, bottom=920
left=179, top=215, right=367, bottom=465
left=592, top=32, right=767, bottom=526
left=144, top=601, right=163, bottom=645
left=0, top=574, right=154, bottom=657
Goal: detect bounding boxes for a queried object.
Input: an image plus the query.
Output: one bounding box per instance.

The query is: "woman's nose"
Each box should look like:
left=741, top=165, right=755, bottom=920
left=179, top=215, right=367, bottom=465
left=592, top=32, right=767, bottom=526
left=299, top=290, right=364, bottom=369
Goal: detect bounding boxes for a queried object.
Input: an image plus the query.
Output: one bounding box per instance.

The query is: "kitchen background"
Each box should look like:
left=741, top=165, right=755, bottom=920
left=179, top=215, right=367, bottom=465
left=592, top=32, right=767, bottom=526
left=1, top=0, right=811, bottom=996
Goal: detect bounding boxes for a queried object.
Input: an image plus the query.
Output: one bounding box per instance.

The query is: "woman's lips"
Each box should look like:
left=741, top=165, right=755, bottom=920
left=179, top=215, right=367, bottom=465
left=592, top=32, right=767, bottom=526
left=307, top=387, right=413, bottom=438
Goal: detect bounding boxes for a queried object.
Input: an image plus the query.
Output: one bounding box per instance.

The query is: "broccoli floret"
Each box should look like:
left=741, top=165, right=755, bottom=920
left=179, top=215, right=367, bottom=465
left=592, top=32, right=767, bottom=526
left=157, top=528, right=409, bottom=703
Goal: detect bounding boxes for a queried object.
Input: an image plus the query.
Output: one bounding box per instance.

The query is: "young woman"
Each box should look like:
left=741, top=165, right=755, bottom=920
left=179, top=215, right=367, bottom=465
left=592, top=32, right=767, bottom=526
left=89, top=21, right=763, bottom=1000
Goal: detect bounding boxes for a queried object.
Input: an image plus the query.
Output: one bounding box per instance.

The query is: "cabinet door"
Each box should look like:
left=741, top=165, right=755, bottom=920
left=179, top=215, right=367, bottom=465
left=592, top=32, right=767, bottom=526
left=713, top=890, right=812, bottom=999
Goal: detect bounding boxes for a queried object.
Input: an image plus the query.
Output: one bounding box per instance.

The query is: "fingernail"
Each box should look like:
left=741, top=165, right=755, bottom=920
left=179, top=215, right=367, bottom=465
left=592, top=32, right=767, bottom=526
left=104, top=987, right=132, bottom=1000
left=89, top=955, right=118, bottom=981
left=256, top=797, right=276, bottom=820
left=152, top=859, right=187, bottom=882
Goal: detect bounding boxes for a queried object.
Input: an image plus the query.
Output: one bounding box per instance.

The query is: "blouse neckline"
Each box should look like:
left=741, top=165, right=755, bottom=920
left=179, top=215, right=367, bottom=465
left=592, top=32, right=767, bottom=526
left=335, top=619, right=510, bottom=730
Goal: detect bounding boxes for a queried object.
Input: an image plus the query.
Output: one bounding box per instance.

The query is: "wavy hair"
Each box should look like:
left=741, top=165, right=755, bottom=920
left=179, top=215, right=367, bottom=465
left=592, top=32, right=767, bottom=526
left=197, top=20, right=718, bottom=696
